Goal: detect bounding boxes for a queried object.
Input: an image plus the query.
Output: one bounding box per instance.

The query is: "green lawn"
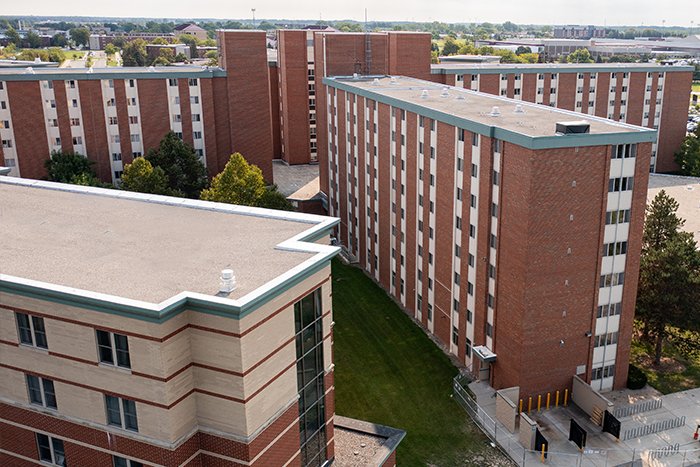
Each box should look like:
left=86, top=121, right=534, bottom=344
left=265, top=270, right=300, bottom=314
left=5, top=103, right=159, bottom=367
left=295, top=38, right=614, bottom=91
left=63, top=50, right=85, bottom=60
left=692, top=82, right=700, bottom=92
left=332, top=259, right=504, bottom=466
left=631, top=335, right=700, bottom=395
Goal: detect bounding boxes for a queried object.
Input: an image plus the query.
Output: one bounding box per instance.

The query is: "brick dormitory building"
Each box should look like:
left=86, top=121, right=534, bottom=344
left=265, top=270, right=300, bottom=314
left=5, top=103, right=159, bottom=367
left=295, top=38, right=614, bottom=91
left=0, top=28, right=692, bottom=186
left=0, top=175, right=404, bottom=466
left=317, top=74, right=656, bottom=399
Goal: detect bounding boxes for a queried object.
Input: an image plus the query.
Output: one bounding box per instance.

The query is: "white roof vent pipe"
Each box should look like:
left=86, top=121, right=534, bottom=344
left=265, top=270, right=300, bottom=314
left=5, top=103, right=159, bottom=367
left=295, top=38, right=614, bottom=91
left=514, top=104, right=525, bottom=114
left=87, top=67, right=94, bottom=73
left=148, top=66, right=156, bottom=72
left=353, top=73, right=359, bottom=80
left=390, top=76, right=398, bottom=84
left=24, top=67, right=34, bottom=74
left=420, top=89, right=429, bottom=99
left=372, top=78, right=380, bottom=85
left=219, top=269, right=237, bottom=294
left=441, top=87, right=450, bottom=97
left=489, top=106, right=501, bottom=117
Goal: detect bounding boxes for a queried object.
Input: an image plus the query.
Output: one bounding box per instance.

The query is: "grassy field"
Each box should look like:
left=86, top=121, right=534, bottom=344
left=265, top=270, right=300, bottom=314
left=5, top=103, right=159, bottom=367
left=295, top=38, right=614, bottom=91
left=630, top=335, right=700, bottom=395
left=692, top=82, right=700, bottom=92
left=332, top=259, right=507, bottom=466
left=64, top=50, right=86, bottom=60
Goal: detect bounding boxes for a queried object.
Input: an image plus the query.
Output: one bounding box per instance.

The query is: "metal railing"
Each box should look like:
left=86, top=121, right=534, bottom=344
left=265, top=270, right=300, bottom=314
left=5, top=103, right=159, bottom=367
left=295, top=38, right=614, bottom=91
left=452, top=375, right=700, bottom=466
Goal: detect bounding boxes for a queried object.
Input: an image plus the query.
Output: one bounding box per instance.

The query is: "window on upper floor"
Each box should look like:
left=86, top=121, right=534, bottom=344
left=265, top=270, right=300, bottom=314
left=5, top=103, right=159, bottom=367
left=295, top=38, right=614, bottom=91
left=36, top=433, right=66, bottom=466
left=105, top=394, right=138, bottom=431
left=26, top=374, right=57, bottom=409
left=96, top=330, right=131, bottom=369
left=16, top=313, right=48, bottom=349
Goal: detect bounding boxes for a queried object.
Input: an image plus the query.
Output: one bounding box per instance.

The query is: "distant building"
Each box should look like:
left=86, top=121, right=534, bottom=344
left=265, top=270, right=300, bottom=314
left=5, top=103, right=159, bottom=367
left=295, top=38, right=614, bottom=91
left=88, top=32, right=176, bottom=50
left=439, top=55, right=502, bottom=64
left=173, top=23, right=208, bottom=42
left=554, top=26, right=607, bottom=39
left=145, top=43, right=191, bottom=61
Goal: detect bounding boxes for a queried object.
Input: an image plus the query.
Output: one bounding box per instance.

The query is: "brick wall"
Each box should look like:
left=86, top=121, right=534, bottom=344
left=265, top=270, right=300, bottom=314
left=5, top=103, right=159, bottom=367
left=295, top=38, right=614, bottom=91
left=78, top=80, right=112, bottom=181
left=656, top=71, right=693, bottom=172
left=6, top=81, right=49, bottom=179
left=278, top=30, right=311, bottom=165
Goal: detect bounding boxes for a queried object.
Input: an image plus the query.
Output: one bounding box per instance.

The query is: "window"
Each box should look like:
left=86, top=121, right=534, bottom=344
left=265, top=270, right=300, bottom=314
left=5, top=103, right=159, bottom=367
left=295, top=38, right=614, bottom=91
left=71, top=99, right=78, bottom=108
left=2, top=139, right=13, bottom=149
left=597, top=301, right=622, bottom=318
left=594, top=332, right=619, bottom=347
left=492, top=170, right=499, bottom=186
left=472, top=133, right=479, bottom=147
left=194, top=131, right=202, bottom=139
left=608, top=177, right=634, bottom=192
left=471, top=163, right=478, bottom=178
left=169, top=78, right=178, bottom=87
left=132, top=152, right=142, bottom=158
left=612, top=144, right=636, bottom=159
left=485, top=322, right=493, bottom=337
left=113, top=456, right=144, bottom=467
left=0, top=101, right=6, bottom=109
left=603, top=241, right=628, bottom=257
left=36, top=433, right=66, bottom=466
left=452, top=326, right=459, bottom=345
left=468, top=254, right=474, bottom=267
left=128, top=79, right=135, bottom=88
left=1, top=120, right=9, bottom=129
left=72, top=136, right=83, bottom=145
left=111, top=135, right=121, bottom=144
left=70, top=118, right=80, bottom=126
left=470, top=194, right=476, bottom=208
left=605, top=209, right=631, bottom=225
left=129, top=116, right=138, bottom=124
left=490, top=234, right=497, bottom=248
left=487, top=294, right=494, bottom=308
left=455, top=216, right=462, bottom=230
left=112, top=153, right=122, bottom=161
left=191, top=114, right=201, bottom=122
left=467, top=282, right=474, bottom=296
left=489, top=264, right=496, bottom=279
left=600, top=272, right=625, bottom=288
left=128, top=98, right=136, bottom=106
left=106, top=98, right=116, bottom=107
left=172, top=114, right=181, bottom=123
left=455, top=244, right=461, bottom=257
left=491, top=202, right=498, bottom=218
left=130, top=134, right=140, bottom=143
left=105, top=395, right=138, bottom=431
left=469, top=224, right=476, bottom=238
left=96, top=330, right=131, bottom=369
left=16, top=313, right=48, bottom=349
left=48, top=99, right=57, bottom=109
left=190, top=96, right=199, bottom=104
left=26, top=374, right=57, bottom=409
left=108, top=117, right=118, bottom=125
left=188, top=78, right=198, bottom=86
left=458, top=129, right=465, bottom=142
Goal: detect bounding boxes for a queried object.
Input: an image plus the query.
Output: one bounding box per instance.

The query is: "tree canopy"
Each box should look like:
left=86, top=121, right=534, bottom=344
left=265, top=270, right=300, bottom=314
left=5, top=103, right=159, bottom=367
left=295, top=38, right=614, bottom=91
left=636, top=190, right=700, bottom=364
left=674, top=125, right=700, bottom=177
left=145, top=131, right=208, bottom=198
left=120, top=157, right=172, bottom=195
left=566, top=48, right=594, bottom=63
left=44, top=150, right=108, bottom=187
left=69, top=27, right=90, bottom=47
left=5, top=27, right=21, bottom=46
left=121, top=39, right=148, bottom=67
left=201, top=153, right=294, bottom=211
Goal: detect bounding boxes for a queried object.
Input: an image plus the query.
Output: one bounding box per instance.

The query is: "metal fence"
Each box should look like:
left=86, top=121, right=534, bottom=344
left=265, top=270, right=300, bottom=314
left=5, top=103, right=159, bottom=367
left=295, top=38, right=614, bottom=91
left=613, top=398, right=663, bottom=418
left=451, top=375, right=700, bottom=467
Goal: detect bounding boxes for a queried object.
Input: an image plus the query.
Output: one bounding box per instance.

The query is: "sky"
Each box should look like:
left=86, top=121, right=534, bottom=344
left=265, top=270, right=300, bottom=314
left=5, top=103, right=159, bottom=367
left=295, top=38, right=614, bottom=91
left=3, top=0, right=699, bottom=28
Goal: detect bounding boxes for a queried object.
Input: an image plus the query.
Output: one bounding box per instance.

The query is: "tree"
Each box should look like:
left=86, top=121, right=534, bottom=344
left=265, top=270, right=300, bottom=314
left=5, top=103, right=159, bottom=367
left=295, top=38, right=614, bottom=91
left=566, top=48, right=594, bottom=63
left=174, top=52, right=188, bottom=63
left=151, top=48, right=174, bottom=66
left=45, top=150, right=99, bottom=184
left=47, top=48, right=66, bottom=63
left=121, top=39, right=148, bottom=67
left=204, top=50, right=218, bottom=66
left=51, top=33, right=68, bottom=47
left=201, top=153, right=295, bottom=211
left=441, top=38, right=460, bottom=56
left=502, top=21, right=520, bottom=32
left=104, top=43, right=118, bottom=55
left=146, top=132, right=207, bottom=198
left=636, top=191, right=700, bottom=364
left=26, top=31, right=42, bottom=49
left=5, top=27, right=21, bottom=46
left=120, top=157, right=172, bottom=195
left=201, top=153, right=266, bottom=206
left=515, top=46, right=532, bottom=55
left=69, top=27, right=90, bottom=47
left=674, top=125, right=700, bottom=177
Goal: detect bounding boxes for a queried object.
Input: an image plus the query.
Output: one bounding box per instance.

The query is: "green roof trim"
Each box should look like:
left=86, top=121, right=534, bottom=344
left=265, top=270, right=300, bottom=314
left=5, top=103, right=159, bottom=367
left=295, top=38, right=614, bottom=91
left=430, top=65, right=695, bottom=75
left=0, top=68, right=227, bottom=82
left=323, top=77, right=657, bottom=150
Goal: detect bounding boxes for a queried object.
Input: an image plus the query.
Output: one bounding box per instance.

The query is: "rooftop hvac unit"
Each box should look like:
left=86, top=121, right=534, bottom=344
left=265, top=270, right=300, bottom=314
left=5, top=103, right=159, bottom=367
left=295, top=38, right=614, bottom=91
left=556, top=121, right=591, bottom=135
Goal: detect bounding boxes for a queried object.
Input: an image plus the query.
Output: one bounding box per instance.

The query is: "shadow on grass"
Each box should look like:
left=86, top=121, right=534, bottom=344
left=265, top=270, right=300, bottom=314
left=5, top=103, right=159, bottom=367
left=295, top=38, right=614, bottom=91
left=331, top=259, right=503, bottom=466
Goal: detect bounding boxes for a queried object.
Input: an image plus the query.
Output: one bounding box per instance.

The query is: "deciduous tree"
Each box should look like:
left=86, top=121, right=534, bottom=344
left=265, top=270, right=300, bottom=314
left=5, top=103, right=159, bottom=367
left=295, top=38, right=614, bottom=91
left=146, top=132, right=207, bottom=198
left=121, top=39, right=148, bottom=67
left=120, top=157, right=172, bottom=195
left=674, top=125, right=700, bottom=177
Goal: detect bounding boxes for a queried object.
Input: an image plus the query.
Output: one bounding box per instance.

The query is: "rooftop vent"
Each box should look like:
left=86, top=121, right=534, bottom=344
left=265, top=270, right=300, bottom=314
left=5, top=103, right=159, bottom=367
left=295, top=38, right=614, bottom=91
left=219, top=269, right=237, bottom=294
left=24, top=67, right=34, bottom=74
left=514, top=104, right=525, bottom=114
left=390, top=76, right=398, bottom=84
left=148, top=66, right=156, bottom=72
left=352, top=73, right=359, bottom=80
left=372, top=78, right=380, bottom=85
left=489, top=106, right=501, bottom=117
left=456, top=94, right=465, bottom=100
left=555, top=121, right=591, bottom=135
left=87, top=67, right=94, bottom=74
left=441, top=87, right=450, bottom=97
left=420, top=89, right=429, bottom=99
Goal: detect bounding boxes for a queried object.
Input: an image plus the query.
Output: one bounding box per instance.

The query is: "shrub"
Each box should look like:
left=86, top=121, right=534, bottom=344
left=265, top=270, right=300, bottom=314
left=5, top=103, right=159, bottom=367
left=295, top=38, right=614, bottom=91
left=627, top=364, right=647, bottom=389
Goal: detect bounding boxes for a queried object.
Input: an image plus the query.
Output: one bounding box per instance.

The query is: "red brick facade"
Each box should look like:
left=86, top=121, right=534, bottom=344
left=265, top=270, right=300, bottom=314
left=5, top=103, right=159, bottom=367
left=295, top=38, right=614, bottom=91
left=323, top=79, right=652, bottom=400
left=0, top=402, right=302, bottom=466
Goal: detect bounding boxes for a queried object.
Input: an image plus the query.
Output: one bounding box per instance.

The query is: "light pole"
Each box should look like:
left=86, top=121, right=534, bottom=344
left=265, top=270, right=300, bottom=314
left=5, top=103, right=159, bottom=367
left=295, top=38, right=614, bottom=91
left=251, top=8, right=256, bottom=29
